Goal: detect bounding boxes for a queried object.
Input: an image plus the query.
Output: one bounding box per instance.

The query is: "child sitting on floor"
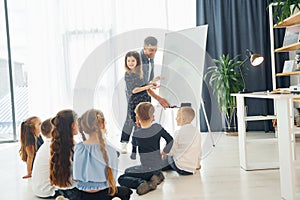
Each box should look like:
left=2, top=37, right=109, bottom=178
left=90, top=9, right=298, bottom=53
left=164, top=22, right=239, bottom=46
left=73, top=109, right=132, bottom=200
left=32, top=118, right=59, bottom=198
left=118, top=102, right=173, bottom=195
left=19, top=116, right=43, bottom=179
left=162, top=106, right=202, bottom=175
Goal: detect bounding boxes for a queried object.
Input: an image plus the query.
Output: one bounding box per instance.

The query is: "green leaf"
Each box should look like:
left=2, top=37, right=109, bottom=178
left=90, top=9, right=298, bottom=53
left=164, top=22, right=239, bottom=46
left=269, top=0, right=300, bottom=24
left=205, top=54, right=244, bottom=119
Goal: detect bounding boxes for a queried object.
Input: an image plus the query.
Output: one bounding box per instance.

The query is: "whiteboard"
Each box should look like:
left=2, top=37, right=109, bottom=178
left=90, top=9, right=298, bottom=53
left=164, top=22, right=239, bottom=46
left=159, top=25, right=208, bottom=109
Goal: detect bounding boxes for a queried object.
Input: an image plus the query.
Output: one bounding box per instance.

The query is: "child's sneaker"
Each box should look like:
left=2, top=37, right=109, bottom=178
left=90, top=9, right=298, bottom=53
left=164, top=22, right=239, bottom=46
left=130, top=152, right=136, bottom=160
left=136, top=180, right=157, bottom=195
left=150, top=172, right=164, bottom=185
left=158, top=171, right=165, bottom=183
left=121, top=142, right=127, bottom=154
left=55, top=196, right=69, bottom=200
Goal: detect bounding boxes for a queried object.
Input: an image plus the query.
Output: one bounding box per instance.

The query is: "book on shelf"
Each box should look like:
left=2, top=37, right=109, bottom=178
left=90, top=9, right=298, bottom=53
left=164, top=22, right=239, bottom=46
left=282, top=60, right=295, bottom=72
left=269, top=88, right=291, bottom=94
left=282, top=25, right=300, bottom=47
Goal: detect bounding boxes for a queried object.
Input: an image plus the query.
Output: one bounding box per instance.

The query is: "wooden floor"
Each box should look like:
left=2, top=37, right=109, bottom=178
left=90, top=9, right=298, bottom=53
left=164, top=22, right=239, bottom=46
left=1, top=132, right=298, bottom=200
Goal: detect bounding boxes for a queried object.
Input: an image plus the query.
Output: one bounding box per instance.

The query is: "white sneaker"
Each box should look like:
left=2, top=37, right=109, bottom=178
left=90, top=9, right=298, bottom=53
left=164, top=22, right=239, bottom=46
left=121, top=142, right=128, bottom=154
left=56, top=196, right=68, bottom=200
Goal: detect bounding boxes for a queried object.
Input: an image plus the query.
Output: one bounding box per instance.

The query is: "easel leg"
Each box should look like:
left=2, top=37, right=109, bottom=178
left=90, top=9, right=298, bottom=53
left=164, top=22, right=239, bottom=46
left=159, top=107, right=164, bottom=125
left=201, top=100, right=215, bottom=147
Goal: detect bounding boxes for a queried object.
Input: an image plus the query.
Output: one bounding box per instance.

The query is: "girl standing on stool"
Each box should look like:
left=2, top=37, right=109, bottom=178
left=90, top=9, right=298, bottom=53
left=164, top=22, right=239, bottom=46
left=120, top=51, right=157, bottom=154
left=19, top=116, right=43, bottom=179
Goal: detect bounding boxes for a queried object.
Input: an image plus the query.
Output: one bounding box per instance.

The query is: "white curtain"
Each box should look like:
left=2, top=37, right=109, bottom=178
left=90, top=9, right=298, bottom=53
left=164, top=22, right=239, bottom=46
left=23, top=0, right=196, bottom=133
left=27, top=1, right=69, bottom=118
left=26, top=0, right=113, bottom=119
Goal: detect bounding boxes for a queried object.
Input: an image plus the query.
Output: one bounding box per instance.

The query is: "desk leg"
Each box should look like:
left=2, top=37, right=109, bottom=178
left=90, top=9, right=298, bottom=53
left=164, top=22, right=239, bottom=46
left=236, top=96, right=247, bottom=170
left=276, top=98, right=295, bottom=200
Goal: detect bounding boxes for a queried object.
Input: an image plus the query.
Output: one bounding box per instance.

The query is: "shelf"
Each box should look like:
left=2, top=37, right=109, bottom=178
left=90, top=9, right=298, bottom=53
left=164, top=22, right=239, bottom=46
left=245, top=115, right=276, bottom=121
left=276, top=71, right=300, bottom=76
left=242, top=162, right=279, bottom=171
left=274, top=12, right=300, bottom=28
left=246, top=138, right=277, bottom=144
left=293, top=126, right=300, bottom=132
left=294, top=98, right=300, bottom=103
left=274, top=42, right=300, bottom=52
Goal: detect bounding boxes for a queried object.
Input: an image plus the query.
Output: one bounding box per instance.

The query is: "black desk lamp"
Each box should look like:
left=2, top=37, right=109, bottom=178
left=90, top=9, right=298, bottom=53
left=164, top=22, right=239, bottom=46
left=238, top=49, right=264, bottom=93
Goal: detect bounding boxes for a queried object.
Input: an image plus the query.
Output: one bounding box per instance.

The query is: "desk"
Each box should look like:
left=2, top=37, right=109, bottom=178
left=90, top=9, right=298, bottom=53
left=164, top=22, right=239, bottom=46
left=232, top=92, right=297, bottom=200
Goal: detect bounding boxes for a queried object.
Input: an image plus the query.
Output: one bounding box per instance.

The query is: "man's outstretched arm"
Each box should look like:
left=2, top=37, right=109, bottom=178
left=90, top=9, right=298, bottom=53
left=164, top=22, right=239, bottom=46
left=147, top=89, right=170, bottom=108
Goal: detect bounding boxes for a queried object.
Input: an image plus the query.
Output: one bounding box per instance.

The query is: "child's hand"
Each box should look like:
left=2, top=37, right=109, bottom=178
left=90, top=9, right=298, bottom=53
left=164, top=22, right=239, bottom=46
left=146, top=83, right=159, bottom=90
left=22, top=174, right=32, bottom=179
left=152, top=76, right=160, bottom=83
left=151, top=83, right=159, bottom=90
left=152, top=76, right=165, bottom=82
left=145, top=84, right=152, bottom=90
left=161, top=151, right=167, bottom=160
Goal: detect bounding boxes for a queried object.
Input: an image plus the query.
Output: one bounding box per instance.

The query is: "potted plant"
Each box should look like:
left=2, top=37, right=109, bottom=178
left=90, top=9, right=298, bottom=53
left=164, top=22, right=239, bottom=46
left=205, top=54, right=243, bottom=132
left=269, top=0, right=300, bottom=24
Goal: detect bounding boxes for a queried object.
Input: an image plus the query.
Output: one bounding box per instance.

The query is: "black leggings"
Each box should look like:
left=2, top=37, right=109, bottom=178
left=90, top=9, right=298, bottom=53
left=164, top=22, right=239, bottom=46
left=79, top=186, right=132, bottom=200
left=57, top=187, right=80, bottom=200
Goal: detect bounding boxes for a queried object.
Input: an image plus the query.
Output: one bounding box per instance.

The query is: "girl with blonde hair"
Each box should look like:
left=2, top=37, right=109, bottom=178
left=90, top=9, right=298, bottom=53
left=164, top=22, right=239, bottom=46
left=73, top=109, right=132, bottom=200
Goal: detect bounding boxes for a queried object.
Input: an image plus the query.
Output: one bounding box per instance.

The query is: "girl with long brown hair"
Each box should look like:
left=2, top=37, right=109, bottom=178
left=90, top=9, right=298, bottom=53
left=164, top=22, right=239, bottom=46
left=19, top=116, right=43, bottom=179
left=120, top=51, right=158, bottom=155
left=73, top=109, right=132, bottom=200
left=50, top=109, right=80, bottom=200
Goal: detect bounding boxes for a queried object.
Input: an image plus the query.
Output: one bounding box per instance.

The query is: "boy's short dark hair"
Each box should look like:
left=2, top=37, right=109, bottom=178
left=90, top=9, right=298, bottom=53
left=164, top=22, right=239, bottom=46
left=144, top=36, right=158, bottom=47
left=135, top=102, right=155, bottom=121
left=41, top=118, right=53, bottom=137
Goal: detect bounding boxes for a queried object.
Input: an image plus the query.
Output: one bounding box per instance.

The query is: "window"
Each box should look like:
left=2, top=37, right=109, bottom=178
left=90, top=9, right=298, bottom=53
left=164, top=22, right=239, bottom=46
left=1, top=0, right=196, bottom=142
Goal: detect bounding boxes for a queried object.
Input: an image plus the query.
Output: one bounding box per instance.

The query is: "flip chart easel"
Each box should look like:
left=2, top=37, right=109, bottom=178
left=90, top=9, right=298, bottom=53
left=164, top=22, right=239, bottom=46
left=158, top=25, right=215, bottom=146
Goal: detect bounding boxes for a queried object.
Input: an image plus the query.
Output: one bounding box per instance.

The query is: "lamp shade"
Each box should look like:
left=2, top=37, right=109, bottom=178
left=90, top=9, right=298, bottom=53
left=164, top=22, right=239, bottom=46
left=238, top=50, right=264, bottom=93
left=250, top=53, right=264, bottom=66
